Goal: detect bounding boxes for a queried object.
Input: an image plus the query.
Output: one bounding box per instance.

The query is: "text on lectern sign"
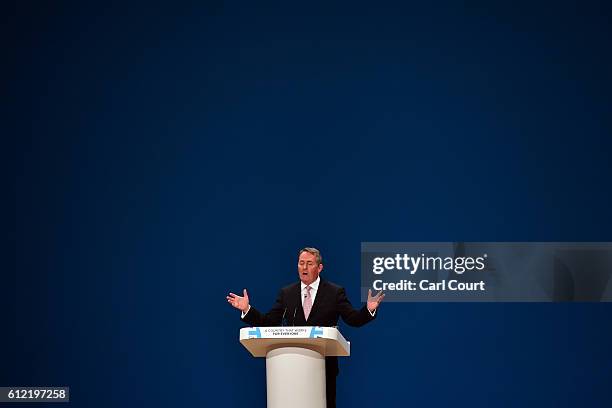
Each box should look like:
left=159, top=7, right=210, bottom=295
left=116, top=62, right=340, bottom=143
left=246, top=327, right=324, bottom=339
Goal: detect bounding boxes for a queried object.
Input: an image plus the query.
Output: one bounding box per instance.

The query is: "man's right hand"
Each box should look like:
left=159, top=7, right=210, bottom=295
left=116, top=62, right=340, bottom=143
left=226, top=289, right=250, bottom=312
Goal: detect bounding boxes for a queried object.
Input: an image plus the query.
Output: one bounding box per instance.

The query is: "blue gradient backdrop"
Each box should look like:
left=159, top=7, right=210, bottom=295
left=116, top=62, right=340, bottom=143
left=12, top=1, right=612, bottom=407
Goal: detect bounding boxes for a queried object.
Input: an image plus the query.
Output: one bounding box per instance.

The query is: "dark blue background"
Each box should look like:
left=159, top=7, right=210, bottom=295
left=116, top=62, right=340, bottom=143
left=12, top=1, right=612, bottom=407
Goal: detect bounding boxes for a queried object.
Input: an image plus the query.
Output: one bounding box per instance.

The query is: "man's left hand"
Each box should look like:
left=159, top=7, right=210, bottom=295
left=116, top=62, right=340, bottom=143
left=367, top=289, right=385, bottom=312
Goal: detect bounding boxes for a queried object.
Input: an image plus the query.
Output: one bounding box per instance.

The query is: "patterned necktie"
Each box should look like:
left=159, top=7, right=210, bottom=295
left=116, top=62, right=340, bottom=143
left=303, top=285, right=313, bottom=321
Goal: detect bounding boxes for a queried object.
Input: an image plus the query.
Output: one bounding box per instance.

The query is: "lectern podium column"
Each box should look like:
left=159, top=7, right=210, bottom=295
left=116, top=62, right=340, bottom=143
left=266, top=347, right=326, bottom=408
left=239, top=327, right=350, bottom=408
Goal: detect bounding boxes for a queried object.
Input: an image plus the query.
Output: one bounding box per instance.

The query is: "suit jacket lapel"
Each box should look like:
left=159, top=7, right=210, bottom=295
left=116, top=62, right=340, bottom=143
left=291, top=283, right=305, bottom=324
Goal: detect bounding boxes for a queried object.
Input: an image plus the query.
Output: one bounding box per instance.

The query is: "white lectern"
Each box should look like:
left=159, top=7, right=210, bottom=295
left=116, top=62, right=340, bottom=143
left=239, top=326, right=350, bottom=408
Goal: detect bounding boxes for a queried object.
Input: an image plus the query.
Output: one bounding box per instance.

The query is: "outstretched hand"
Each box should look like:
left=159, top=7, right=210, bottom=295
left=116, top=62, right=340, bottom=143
left=367, top=289, right=385, bottom=312
left=227, top=289, right=250, bottom=312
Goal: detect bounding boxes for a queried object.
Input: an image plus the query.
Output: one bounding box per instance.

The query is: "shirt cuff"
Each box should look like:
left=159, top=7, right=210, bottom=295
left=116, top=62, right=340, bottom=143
left=368, top=308, right=376, bottom=317
left=241, top=305, right=251, bottom=319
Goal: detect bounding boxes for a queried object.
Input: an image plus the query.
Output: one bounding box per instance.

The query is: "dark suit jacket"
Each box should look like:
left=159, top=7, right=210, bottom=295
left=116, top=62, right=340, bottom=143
left=241, top=279, right=376, bottom=374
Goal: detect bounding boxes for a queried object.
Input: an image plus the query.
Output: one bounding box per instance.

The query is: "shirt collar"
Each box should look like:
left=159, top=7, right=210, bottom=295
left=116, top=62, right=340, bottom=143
left=301, top=276, right=321, bottom=291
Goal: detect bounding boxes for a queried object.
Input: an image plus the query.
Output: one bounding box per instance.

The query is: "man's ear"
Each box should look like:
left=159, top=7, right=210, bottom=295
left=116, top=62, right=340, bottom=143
left=318, top=263, right=324, bottom=273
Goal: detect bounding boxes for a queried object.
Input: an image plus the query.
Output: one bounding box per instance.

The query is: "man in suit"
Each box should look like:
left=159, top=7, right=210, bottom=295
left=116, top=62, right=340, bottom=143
left=227, top=247, right=384, bottom=408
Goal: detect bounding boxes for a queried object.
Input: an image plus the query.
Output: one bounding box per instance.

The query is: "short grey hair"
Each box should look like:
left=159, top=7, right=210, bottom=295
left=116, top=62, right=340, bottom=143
left=298, top=247, right=323, bottom=265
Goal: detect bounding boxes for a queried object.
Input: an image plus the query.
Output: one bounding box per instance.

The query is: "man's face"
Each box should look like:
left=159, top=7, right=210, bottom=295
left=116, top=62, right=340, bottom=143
left=298, top=251, right=323, bottom=285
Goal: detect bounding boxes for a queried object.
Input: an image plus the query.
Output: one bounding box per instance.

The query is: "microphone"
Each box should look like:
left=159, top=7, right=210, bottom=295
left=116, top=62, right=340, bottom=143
left=281, top=307, right=287, bottom=327
left=292, top=307, right=297, bottom=326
